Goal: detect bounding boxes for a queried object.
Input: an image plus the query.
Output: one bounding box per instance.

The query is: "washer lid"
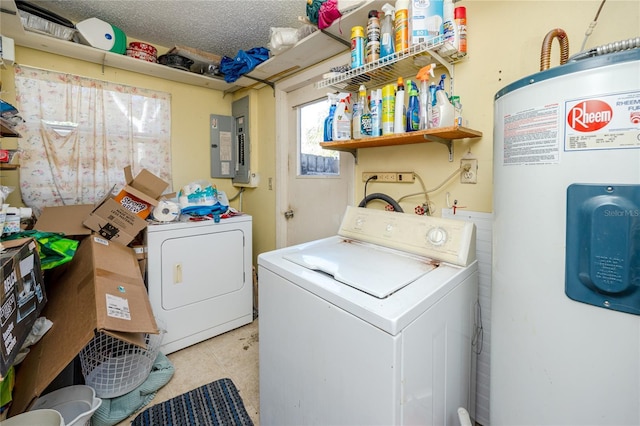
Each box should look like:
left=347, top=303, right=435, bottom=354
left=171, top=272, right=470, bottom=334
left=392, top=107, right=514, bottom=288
left=284, top=238, right=437, bottom=298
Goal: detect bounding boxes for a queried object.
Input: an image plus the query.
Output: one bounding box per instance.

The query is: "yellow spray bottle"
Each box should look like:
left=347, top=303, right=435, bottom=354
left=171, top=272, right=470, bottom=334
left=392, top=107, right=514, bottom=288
left=416, top=63, right=436, bottom=130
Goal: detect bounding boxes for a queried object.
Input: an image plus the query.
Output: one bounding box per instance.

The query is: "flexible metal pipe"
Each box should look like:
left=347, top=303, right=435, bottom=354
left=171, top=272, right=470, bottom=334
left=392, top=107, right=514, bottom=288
left=540, top=28, right=570, bottom=71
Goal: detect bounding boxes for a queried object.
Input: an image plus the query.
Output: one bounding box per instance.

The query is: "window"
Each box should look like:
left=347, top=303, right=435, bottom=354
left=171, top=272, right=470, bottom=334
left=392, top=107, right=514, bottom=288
left=13, top=65, right=172, bottom=215
left=298, top=98, right=339, bottom=176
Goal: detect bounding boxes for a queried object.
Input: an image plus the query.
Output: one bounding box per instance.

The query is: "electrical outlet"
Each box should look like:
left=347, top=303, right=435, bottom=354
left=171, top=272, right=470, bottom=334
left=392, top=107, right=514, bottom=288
left=362, top=172, right=415, bottom=183
left=460, top=159, right=478, bottom=184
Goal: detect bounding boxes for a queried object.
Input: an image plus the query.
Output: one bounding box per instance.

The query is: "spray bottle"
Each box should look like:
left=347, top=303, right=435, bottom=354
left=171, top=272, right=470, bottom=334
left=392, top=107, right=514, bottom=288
left=432, top=74, right=454, bottom=128
left=324, top=93, right=338, bottom=141
left=361, top=88, right=372, bottom=137
left=405, top=80, right=420, bottom=132
left=394, top=77, right=406, bottom=134
left=380, top=3, right=395, bottom=59
left=333, top=92, right=352, bottom=140
left=416, top=63, right=435, bottom=130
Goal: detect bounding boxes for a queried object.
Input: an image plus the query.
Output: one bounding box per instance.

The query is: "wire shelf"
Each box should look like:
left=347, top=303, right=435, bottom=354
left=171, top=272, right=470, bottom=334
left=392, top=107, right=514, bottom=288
left=315, top=35, right=466, bottom=92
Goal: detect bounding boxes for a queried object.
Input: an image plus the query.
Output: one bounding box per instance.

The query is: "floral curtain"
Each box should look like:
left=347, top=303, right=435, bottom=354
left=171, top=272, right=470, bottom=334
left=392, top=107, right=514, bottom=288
left=14, top=65, right=172, bottom=215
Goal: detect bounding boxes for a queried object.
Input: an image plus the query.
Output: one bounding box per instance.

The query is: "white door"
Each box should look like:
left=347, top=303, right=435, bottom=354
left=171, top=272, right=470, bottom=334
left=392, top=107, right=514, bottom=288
left=275, top=54, right=354, bottom=247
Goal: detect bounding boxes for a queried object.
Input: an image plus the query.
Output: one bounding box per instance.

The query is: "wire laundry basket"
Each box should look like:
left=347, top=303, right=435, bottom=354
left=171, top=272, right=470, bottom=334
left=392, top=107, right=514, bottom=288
left=79, top=328, right=164, bottom=399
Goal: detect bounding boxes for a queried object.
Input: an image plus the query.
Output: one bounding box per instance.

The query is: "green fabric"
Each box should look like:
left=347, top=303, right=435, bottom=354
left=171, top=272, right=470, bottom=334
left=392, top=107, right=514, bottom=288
left=91, top=352, right=175, bottom=426
left=306, top=0, right=327, bottom=24
left=1, top=230, right=78, bottom=269
left=0, top=366, right=14, bottom=407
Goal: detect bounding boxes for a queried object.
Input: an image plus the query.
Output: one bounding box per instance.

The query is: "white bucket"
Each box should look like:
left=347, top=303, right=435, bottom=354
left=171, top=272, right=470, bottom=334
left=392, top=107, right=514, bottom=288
left=30, top=385, right=102, bottom=426
left=3, top=409, right=64, bottom=426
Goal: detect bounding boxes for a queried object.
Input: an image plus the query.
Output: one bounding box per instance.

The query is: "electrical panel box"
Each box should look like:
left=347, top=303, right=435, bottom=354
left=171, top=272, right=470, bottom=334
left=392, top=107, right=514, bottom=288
left=210, top=114, right=235, bottom=178
left=232, top=96, right=251, bottom=186
left=209, top=96, right=253, bottom=185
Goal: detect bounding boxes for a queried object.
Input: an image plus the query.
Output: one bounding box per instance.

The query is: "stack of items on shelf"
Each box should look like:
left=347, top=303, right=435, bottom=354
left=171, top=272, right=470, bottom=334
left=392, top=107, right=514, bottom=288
left=323, top=64, right=464, bottom=142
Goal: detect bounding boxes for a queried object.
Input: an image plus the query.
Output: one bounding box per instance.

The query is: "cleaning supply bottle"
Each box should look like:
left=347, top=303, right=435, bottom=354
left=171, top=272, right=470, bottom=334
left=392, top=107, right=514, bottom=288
left=394, top=0, right=409, bottom=53
left=405, top=80, right=420, bottom=132
left=432, top=75, right=454, bottom=128
left=323, top=93, right=338, bottom=141
left=361, top=89, right=372, bottom=137
left=351, top=26, right=365, bottom=69
left=416, top=63, right=435, bottom=130
left=381, top=83, right=396, bottom=135
left=370, top=88, right=382, bottom=137
left=380, top=3, right=395, bottom=59
left=455, top=6, right=467, bottom=55
left=443, top=0, right=455, bottom=47
left=352, top=85, right=366, bottom=139
left=365, top=10, right=380, bottom=64
left=394, top=77, right=406, bottom=134
left=333, top=93, right=352, bottom=140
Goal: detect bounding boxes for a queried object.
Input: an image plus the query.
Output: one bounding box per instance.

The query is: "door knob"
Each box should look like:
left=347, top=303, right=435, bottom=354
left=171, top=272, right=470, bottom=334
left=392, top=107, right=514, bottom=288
left=284, top=209, right=294, bottom=219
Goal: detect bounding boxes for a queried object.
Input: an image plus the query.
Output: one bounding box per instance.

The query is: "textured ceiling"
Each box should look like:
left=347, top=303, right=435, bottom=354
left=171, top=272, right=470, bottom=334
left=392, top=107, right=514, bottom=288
left=27, top=0, right=307, bottom=58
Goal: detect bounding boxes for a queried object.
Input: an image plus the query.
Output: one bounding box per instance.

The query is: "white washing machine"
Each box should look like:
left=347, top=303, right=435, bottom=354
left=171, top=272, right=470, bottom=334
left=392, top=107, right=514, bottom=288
left=145, top=215, right=253, bottom=355
left=258, top=206, right=479, bottom=426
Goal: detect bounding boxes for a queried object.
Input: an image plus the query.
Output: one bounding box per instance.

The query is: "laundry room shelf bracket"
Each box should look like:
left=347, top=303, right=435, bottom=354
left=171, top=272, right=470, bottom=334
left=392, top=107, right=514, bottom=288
left=423, top=134, right=454, bottom=161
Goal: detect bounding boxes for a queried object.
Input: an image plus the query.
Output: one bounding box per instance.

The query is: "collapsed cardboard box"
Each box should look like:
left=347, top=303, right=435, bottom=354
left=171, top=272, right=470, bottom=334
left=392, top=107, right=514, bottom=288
left=10, top=235, right=158, bottom=415
left=34, top=204, right=94, bottom=237
left=83, top=166, right=169, bottom=245
left=0, top=238, right=47, bottom=378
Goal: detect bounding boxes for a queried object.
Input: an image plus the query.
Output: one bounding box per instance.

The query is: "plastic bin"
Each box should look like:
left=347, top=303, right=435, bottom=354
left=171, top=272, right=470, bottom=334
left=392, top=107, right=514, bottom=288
left=3, top=409, right=64, bottom=426
left=30, top=385, right=101, bottom=426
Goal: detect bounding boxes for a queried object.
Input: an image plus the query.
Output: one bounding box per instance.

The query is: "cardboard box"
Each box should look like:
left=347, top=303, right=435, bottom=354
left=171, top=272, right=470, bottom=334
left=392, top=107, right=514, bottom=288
left=10, top=235, right=158, bottom=415
left=83, top=167, right=169, bottom=245
left=34, top=205, right=94, bottom=237
left=0, top=238, right=46, bottom=378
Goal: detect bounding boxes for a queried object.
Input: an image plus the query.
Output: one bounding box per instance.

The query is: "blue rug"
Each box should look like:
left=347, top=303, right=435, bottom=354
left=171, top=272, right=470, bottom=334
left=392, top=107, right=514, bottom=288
left=131, top=378, right=253, bottom=426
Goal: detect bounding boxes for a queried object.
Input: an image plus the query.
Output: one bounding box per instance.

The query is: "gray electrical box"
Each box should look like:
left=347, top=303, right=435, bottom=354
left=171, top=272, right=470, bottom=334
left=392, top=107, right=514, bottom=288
left=209, top=96, right=251, bottom=184
left=210, top=114, right=235, bottom=178
left=232, top=96, right=251, bottom=185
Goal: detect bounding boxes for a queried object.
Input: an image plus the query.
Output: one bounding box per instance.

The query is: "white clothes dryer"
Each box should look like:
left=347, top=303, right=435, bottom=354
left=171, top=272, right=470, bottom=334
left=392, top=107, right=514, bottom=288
left=146, top=215, right=253, bottom=355
left=258, top=206, right=479, bottom=425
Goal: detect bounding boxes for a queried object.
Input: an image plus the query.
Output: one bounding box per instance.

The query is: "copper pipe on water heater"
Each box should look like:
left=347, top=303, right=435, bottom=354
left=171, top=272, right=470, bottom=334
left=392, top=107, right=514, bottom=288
left=540, top=28, right=570, bottom=71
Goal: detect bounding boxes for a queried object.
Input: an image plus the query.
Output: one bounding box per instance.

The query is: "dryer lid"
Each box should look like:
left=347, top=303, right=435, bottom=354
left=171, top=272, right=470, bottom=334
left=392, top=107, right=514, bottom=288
left=283, top=238, right=437, bottom=298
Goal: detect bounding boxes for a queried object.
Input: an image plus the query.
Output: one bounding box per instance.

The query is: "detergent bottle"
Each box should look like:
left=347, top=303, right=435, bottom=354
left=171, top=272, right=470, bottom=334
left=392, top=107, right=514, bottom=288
left=360, top=86, right=372, bottom=137
left=432, top=74, right=454, bottom=128
left=370, top=88, right=382, bottom=137
left=405, top=80, right=420, bottom=132
left=380, top=3, right=395, bottom=59
left=352, top=85, right=366, bottom=139
left=333, top=92, right=352, bottom=140
left=323, top=93, right=338, bottom=141
left=416, top=63, right=435, bottom=130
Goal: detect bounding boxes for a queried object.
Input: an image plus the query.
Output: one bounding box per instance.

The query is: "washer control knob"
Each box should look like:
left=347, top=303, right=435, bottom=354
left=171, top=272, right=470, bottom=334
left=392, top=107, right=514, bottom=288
left=427, top=227, right=447, bottom=246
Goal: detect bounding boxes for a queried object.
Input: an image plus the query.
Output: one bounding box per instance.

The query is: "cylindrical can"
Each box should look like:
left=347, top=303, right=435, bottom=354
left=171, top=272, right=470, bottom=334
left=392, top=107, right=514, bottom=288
left=365, top=10, right=380, bottom=64
left=381, top=83, right=396, bottom=135
left=351, top=26, right=365, bottom=69
left=455, top=7, right=467, bottom=54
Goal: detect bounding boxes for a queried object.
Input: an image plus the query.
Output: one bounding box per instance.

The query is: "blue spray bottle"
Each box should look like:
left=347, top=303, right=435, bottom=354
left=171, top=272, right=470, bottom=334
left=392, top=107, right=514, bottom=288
left=324, top=93, right=338, bottom=141
left=405, top=80, right=420, bottom=132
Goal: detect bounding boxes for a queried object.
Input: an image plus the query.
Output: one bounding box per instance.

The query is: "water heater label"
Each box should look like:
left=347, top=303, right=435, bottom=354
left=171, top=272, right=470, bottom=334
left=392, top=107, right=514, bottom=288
left=565, top=90, right=640, bottom=151
left=502, top=103, right=560, bottom=165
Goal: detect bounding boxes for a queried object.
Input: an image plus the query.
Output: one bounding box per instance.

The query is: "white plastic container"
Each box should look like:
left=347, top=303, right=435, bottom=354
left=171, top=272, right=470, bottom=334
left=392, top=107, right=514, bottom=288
left=30, top=385, right=102, bottom=426
left=3, top=409, right=64, bottom=426
left=394, top=77, right=406, bottom=134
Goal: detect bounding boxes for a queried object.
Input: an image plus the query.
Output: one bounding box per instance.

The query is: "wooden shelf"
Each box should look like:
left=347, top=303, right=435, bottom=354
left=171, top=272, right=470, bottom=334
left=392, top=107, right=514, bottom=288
left=320, top=126, right=482, bottom=161
left=0, top=164, right=19, bottom=170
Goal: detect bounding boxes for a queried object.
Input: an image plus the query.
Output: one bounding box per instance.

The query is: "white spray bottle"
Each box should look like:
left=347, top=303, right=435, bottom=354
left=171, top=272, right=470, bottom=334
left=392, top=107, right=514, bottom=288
left=333, top=92, right=352, bottom=140
left=416, top=63, right=435, bottom=130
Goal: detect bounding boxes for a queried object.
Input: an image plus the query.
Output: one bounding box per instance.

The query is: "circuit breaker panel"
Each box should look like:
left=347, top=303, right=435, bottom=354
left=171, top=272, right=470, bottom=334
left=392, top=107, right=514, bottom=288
left=210, top=96, right=251, bottom=184
left=231, top=96, right=251, bottom=185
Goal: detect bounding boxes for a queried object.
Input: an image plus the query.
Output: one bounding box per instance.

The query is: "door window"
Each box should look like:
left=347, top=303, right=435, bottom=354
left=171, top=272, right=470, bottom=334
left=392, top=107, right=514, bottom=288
left=298, top=99, right=339, bottom=176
